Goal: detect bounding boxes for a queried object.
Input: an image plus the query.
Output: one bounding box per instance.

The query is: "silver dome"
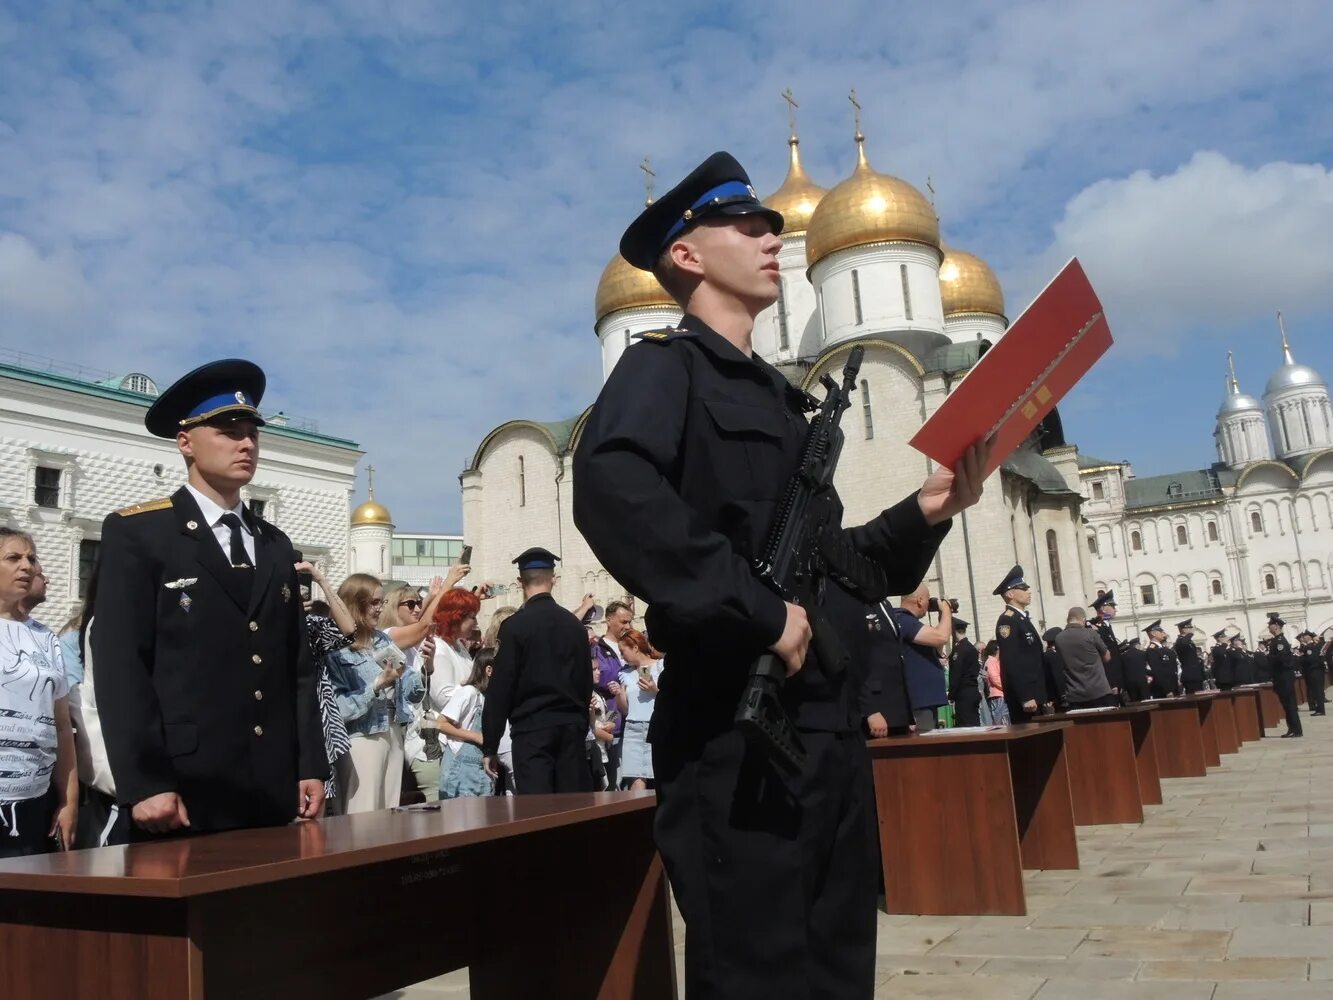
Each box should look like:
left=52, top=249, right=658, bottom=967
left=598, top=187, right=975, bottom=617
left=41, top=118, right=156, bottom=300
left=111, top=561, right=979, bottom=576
left=1265, top=362, right=1326, bottom=397
left=1218, top=389, right=1263, bottom=417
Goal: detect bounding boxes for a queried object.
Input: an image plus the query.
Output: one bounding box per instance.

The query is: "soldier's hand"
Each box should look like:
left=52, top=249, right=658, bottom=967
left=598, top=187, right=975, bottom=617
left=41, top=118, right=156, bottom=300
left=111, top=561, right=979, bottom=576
left=918, top=438, right=991, bottom=525
left=867, top=712, right=889, bottom=739
left=1023, top=699, right=1038, bottom=713
left=482, top=755, right=500, bottom=780
left=770, top=602, right=812, bottom=677
left=132, top=792, right=190, bottom=833
left=297, top=778, right=326, bottom=819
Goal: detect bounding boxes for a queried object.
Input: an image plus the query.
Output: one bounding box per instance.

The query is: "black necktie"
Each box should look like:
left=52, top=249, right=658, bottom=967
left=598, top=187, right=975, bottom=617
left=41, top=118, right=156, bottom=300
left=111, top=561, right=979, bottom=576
left=219, top=513, right=250, bottom=568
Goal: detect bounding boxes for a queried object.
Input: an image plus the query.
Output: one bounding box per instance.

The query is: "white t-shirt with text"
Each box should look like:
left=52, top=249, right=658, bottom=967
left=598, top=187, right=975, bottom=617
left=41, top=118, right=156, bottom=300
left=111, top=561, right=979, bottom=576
left=0, top=618, right=70, bottom=802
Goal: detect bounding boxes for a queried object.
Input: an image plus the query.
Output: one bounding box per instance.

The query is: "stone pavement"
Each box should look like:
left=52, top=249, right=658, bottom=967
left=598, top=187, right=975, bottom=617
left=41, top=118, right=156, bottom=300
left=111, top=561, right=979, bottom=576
left=380, top=707, right=1333, bottom=999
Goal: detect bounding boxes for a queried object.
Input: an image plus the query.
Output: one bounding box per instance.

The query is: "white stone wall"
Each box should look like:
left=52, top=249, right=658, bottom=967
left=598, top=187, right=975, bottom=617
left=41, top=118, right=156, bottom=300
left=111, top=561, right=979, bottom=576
left=810, top=242, right=944, bottom=349
left=596, top=304, right=683, bottom=382
left=349, top=522, right=393, bottom=578
left=1215, top=411, right=1272, bottom=468
left=943, top=312, right=1007, bottom=349
left=0, top=369, right=359, bottom=629
left=754, top=237, right=821, bottom=362
left=1267, top=388, right=1333, bottom=461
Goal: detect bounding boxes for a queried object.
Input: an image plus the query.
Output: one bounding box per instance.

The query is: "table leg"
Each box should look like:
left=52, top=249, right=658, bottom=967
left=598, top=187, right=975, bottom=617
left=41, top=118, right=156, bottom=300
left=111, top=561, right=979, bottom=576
left=1007, top=730, right=1079, bottom=870
left=1153, top=706, right=1208, bottom=778
left=1196, top=701, right=1222, bottom=767
left=1129, top=713, right=1163, bottom=805
left=1060, top=721, right=1143, bottom=825
left=1213, top=698, right=1240, bottom=754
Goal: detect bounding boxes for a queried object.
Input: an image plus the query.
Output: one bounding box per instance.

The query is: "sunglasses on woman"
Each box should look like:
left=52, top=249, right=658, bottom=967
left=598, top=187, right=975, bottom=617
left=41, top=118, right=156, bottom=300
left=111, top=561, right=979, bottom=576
left=399, top=599, right=422, bottom=610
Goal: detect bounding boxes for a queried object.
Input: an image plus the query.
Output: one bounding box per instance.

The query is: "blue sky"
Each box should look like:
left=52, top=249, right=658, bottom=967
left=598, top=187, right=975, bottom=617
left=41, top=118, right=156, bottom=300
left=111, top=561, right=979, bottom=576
left=3, top=1, right=1333, bottom=529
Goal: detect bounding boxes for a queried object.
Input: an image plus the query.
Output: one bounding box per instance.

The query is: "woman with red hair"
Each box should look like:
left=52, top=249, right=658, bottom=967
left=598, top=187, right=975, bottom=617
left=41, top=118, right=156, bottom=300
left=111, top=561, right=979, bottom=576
left=429, top=588, right=481, bottom=702
left=615, top=628, right=664, bottom=790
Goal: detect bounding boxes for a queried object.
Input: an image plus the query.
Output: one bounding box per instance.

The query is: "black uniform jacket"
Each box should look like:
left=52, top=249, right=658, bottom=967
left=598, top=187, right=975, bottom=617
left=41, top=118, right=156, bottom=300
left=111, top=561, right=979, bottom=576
left=1269, top=634, right=1295, bottom=675
left=92, top=487, right=327, bottom=833
left=1146, top=643, right=1179, bottom=696
left=861, top=603, right=913, bottom=729
left=1175, top=636, right=1204, bottom=687
left=1121, top=643, right=1150, bottom=689
left=481, top=592, right=592, bottom=756
left=1300, top=645, right=1323, bottom=676
left=1092, top=618, right=1124, bottom=690
left=1210, top=644, right=1235, bottom=685
left=995, top=606, right=1047, bottom=706
left=948, top=637, right=982, bottom=706
left=572, top=315, right=950, bottom=749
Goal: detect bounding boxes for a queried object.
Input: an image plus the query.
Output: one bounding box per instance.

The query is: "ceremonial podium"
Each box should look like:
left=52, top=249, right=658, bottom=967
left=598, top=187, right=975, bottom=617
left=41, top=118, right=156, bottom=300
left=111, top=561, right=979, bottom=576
left=0, top=793, right=675, bottom=1000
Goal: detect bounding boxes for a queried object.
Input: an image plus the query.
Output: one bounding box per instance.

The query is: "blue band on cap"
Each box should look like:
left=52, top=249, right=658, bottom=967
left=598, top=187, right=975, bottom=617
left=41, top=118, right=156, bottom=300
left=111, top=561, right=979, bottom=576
left=661, top=180, right=759, bottom=248
left=519, top=560, right=555, bottom=569
left=185, top=391, right=255, bottom=421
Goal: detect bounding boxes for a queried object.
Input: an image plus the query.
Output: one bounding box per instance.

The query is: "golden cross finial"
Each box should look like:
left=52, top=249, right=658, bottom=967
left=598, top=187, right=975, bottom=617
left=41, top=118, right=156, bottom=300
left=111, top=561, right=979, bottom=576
left=366, top=464, right=376, bottom=500
left=640, top=157, right=656, bottom=207
left=848, top=88, right=863, bottom=140
left=926, top=175, right=936, bottom=207
left=782, top=87, right=799, bottom=139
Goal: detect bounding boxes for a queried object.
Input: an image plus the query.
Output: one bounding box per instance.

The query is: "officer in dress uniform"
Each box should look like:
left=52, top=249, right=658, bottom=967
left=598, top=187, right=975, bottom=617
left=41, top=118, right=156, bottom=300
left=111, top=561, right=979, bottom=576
left=1230, top=635, right=1257, bottom=685
left=1120, top=637, right=1150, bottom=696
left=93, top=360, right=328, bottom=838
left=1088, top=591, right=1125, bottom=701
left=1211, top=629, right=1235, bottom=689
left=1267, top=614, right=1303, bottom=737
left=480, top=548, right=592, bottom=793
left=861, top=602, right=914, bottom=738
left=1145, top=621, right=1180, bottom=697
left=947, top=618, right=983, bottom=727
left=571, top=151, right=987, bottom=1000
left=1174, top=619, right=1205, bottom=694
left=994, top=566, right=1052, bottom=722
left=1298, top=630, right=1326, bottom=716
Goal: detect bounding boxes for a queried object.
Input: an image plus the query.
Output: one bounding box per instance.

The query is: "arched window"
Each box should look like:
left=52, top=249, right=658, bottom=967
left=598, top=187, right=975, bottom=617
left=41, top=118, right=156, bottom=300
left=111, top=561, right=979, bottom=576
left=1130, top=529, right=1142, bottom=552
left=1178, top=582, right=1190, bottom=600
left=860, top=379, right=873, bottom=440
left=1251, top=510, right=1263, bottom=534
left=1207, top=521, right=1219, bottom=542
left=1175, top=524, right=1188, bottom=546
left=851, top=269, right=863, bottom=325
left=1211, top=579, right=1223, bottom=597
left=1046, top=529, right=1064, bottom=595
left=1087, top=534, right=1098, bottom=555
left=1264, top=572, right=1277, bottom=592
left=518, top=455, right=526, bottom=508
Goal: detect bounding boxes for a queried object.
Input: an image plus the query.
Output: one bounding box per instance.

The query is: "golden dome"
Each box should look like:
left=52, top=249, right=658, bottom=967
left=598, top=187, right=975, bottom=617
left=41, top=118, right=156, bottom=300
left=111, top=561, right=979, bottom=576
left=939, top=247, right=1006, bottom=318
left=764, top=138, right=828, bottom=236
left=351, top=499, right=393, bottom=526
left=594, top=253, right=675, bottom=324
left=805, top=139, right=940, bottom=269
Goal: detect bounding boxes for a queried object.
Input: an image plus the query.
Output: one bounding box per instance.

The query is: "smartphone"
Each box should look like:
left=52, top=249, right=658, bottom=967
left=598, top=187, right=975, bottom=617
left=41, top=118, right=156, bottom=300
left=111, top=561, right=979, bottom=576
left=459, top=544, right=473, bottom=565
left=639, top=663, right=652, bottom=681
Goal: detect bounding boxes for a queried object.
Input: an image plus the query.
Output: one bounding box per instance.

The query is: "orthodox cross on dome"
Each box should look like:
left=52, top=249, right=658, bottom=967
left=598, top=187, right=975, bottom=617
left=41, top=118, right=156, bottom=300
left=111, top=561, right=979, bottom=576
left=1227, top=350, right=1240, bottom=392
left=1278, top=309, right=1294, bottom=364
left=848, top=88, right=863, bottom=142
left=640, top=157, right=656, bottom=207
left=366, top=464, right=376, bottom=500
left=782, top=87, right=800, bottom=140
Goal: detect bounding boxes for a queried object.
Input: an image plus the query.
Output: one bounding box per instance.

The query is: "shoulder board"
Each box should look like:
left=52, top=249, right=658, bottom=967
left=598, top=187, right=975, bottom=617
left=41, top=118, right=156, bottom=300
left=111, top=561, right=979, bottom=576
left=633, top=327, right=697, bottom=344
left=1002, top=608, right=1016, bottom=617
left=116, top=496, right=173, bottom=517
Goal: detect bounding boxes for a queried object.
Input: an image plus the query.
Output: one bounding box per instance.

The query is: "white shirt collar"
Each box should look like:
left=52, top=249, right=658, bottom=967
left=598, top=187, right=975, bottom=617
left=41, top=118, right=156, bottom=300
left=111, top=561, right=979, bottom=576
left=186, top=484, right=250, bottom=534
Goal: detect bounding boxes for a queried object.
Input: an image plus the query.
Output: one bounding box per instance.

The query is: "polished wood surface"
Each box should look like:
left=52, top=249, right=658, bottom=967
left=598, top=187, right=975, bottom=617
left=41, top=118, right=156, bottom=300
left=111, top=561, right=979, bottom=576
left=868, top=724, right=1077, bottom=916
left=1189, top=695, right=1223, bottom=767
left=1231, top=688, right=1264, bottom=742
left=1126, top=707, right=1163, bottom=805
left=1032, top=709, right=1144, bottom=825
left=1258, top=685, right=1282, bottom=728
left=1148, top=699, right=1208, bottom=778
left=1204, top=693, right=1241, bottom=754
left=0, top=793, right=675, bottom=1000
left=1296, top=675, right=1308, bottom=706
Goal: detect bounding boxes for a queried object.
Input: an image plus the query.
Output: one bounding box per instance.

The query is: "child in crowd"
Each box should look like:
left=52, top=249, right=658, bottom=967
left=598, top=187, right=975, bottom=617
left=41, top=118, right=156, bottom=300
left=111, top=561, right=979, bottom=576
left=438, top=649, right=496, bottom=799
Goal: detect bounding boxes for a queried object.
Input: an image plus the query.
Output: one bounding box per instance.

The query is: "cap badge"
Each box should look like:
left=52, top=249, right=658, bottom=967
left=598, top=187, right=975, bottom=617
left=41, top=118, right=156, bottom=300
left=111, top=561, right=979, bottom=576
left=235, top=391, right=246, bottom=404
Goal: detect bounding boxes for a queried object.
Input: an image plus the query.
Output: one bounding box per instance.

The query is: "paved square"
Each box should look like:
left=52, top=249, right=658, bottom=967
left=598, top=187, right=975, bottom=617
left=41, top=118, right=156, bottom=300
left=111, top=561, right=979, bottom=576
left=381, top=709, right=1333, bottom=998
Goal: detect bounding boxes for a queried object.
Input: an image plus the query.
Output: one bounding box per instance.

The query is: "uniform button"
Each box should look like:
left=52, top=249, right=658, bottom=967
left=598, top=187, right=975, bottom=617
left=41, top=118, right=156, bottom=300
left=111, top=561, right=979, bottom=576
left=254, top=690, right=264, bottom=701
left=253, top=725, right=264, bottom=737
left=252, top=654, right=262, bottom=665
left=249, top=621, right=259, bottom=632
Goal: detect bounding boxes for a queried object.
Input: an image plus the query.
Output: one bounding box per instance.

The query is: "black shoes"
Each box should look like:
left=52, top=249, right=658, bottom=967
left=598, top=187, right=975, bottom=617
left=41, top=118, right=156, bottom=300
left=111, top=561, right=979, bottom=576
left=1281, top=730, right=1304, bottom=738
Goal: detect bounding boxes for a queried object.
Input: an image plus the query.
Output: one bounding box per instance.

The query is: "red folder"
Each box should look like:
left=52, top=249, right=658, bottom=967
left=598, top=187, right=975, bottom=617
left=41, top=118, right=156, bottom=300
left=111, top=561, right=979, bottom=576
left=909, top=257, right=1112, bottom=477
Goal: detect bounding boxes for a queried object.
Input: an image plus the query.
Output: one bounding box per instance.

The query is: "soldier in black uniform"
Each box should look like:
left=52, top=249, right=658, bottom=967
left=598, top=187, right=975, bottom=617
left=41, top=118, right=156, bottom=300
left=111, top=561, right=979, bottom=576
left=1230, top=635, right=1257, bottom=685
left=861, top=602, right=914, bottom=738
left=94, top=360, right=328, bottom=838
left=1121, top=637, right=1150, bottom=696
left=1298, top=630, right=1326, bottom=716
left=1266, top=615, right=1301, bottom=737
left=947, top=618, right=983, bottom=727
left=1088, top=591, right=1125, bottom=701
left=571, top=152, right=986, bottom=1000
left=994, top=566, right=1052, bottom=722
left=481, top=547, right=592, bottom=793
left=1174, top=619, right=1205, bottom=694
left=1210, top=629, right=1235, bottom=689
left=1145, top=621, right=1180, bottom=697
left=1253, top=637, right=1273, bottom=682
left=1041, top=627, right=1067, bottom=711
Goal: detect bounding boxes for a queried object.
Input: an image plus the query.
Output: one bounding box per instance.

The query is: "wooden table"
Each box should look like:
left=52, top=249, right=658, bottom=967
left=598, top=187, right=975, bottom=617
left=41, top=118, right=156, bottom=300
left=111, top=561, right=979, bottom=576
left=1125, top=705, right=1163, bottom=805
left=1229, top=686, right=1265, bottom=742
left=1145, top=697, right=1208, bottom=778
left=1201, top=692, right=1241, bottom=754
left=868, top=724, right=1078, bottom=917
left=0, top=793, right=674, bottom=1000
left=1258, top=684, right=1283, bottom=728
left=1033, top=707, right=1147, bottom=825
left=1296, top=675, right=1309, bottom=706
left=1187, top=694, right=1224, bottom=767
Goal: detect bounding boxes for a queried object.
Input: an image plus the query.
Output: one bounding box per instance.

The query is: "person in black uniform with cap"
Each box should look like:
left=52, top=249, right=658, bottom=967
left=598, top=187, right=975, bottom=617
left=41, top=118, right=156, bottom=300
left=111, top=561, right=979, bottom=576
left=1041, top=627, right=1068, bottom=711
left=1267, top=614, right=1303, bottom=737
left=93, top=360, right=328, bottom=838
left=993, top=566, right=1052, bottom=722
left=1088, top=591, right=1125, bottom=702
left=1230, top=635, right=1257, bottom=685
left=572, top=151, right=987, bottom=1000
left=1145, top=621, right=1180, bottom=697
left=1210, top=629, right=1235, bottom=690
left=861, top=602, right=914, bottom=738
left=1121, top=637, right=1150, bottom=696
left=1298, top=630, right=1326, bottom=716
left=481, top=547, right=593, bottom=793
left=948, top=617, right=983, bottom=727
left=1174, top=619, right=1205, bottom=694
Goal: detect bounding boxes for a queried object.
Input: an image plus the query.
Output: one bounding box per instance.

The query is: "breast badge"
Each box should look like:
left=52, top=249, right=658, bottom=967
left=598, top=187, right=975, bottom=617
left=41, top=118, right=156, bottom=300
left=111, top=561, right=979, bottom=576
left=179, top=592, right=193, bottom=613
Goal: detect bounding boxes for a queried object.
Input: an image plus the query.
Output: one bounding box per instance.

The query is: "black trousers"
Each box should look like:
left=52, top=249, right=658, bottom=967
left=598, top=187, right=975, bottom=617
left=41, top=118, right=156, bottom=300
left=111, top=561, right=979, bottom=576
left=512, top=723, right=590, bottom=794
left=953, top=697, right=981, bottom=727
left=0, top=791, right=55, bottom=859
left=653, top=729, right=876, bottom=1000
left=1066, top=693, right=1120, bottom=710
left=1304, top=670, right=1326, bottom=713
left=1183, top=678, right=1205, bottom=695
left=1274, top=671, right=1303, bottom=735
left=1123, top=679, right=1151, bottom=702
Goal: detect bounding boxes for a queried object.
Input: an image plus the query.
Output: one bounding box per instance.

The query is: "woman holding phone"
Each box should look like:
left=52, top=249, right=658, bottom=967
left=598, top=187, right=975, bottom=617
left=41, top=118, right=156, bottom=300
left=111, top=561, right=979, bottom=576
left=614, top=628, right=664, bottom=791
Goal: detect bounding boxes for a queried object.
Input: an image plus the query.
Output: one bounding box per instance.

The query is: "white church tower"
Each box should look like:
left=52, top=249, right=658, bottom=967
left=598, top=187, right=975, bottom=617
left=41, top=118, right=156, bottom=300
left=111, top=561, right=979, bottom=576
left=1215, top=352, right=1272, bottom=468
left=1263, top=313, right=1333, bottom=463
left=349, top=465, right=394, bottom=577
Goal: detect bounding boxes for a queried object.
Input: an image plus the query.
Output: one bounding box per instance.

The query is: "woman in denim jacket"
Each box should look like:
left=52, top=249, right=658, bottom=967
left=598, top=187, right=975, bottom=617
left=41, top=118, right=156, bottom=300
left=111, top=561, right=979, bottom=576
left=325, top=573, right=425, bottom=813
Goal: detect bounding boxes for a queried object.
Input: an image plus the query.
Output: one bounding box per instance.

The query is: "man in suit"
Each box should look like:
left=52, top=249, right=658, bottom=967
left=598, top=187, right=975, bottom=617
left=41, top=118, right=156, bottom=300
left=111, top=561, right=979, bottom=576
left=1088, top=591, right=1124, bottom=702
left=947, top=618, right=983, bottom=727
left=994, top=565, right=1052, bottom=722
left=1175, top=619, right=1205, bottom=694
left=95, top=359, right=328, bottom=838
left=482, top=547, right=593, bottom=793
left=1145, top=621, right=1180, bottom=697
left=1267, top=614, right=1303, bottom=738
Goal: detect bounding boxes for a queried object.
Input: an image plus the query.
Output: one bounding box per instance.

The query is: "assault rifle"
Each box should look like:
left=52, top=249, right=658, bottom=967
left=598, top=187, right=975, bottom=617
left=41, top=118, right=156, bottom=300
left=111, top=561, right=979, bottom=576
left=735, top=345, right=888, bottom=773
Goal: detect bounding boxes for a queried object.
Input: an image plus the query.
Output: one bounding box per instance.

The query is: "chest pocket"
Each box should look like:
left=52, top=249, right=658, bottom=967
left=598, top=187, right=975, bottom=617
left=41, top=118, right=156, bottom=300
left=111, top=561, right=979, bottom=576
left=701, top=399, right=793, bottom=499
